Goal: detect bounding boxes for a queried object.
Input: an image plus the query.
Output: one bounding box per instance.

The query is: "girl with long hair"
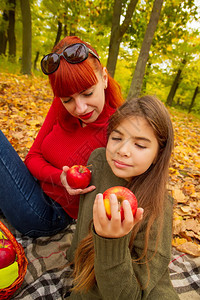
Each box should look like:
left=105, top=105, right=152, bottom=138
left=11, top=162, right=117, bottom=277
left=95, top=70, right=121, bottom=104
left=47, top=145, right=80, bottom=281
left=66, top=95, right=179, bottom=299
left=0, top=36, right=123, bottom=237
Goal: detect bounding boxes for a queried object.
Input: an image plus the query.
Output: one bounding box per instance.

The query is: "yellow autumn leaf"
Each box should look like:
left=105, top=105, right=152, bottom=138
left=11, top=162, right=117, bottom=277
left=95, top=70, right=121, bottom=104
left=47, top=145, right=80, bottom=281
left=169, top=167, right=179, bottom=175
left=171, top=189, right=186, bottom=203
left=172, top=237, right=187, bottom=247
left=166, top=45, right=172, bottom=51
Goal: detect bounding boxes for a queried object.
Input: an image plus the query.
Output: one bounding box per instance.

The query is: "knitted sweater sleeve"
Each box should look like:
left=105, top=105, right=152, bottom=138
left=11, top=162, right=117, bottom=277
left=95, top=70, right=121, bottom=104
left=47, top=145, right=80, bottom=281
left=24, top=97, right=63, bottom=185
left=92, top=196, right=179, bottom=300
left=93, top=231, right=142, bottom=299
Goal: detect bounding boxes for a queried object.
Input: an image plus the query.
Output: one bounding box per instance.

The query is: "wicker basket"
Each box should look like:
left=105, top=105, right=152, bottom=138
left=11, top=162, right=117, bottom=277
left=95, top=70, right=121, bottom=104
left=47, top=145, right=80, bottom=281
left=0, top=221, right=28, bottom=299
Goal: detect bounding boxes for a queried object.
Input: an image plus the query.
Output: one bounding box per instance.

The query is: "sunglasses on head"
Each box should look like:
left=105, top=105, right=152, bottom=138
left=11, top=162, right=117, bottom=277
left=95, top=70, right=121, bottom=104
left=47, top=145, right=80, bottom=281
left=41, top=43, right=100, bottom=75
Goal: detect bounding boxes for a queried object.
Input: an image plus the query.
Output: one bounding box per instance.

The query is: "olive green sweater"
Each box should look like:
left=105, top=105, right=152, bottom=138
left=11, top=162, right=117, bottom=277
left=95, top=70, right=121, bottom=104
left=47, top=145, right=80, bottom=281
left=67, top=148, right=179, bottom=299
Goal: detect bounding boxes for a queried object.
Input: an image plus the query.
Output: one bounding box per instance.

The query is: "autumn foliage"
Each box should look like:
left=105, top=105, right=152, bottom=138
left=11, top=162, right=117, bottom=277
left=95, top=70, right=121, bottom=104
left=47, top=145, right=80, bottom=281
left=168, top=111, right=200, bottom=256
left=0, top=73, right=199, bottom=256
left=0, top=73, right=53, bottom=159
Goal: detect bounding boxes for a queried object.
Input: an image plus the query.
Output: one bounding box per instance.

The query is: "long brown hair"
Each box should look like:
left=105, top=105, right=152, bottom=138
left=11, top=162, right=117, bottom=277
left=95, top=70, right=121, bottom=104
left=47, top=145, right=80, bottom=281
left=72, top=95, right=174, bottom=292
left=48, top=36, right=124, bottom=108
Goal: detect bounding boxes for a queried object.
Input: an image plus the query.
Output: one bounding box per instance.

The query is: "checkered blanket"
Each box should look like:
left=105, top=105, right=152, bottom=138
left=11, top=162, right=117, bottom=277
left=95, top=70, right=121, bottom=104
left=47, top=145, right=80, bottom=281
left=0, top=215, right=199, bottom=300
left=169, top=249, right=200, bottom=300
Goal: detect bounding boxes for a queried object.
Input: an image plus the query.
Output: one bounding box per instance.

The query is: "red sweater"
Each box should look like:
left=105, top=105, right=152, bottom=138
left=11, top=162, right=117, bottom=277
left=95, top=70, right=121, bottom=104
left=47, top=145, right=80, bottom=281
left=24, top=97, right=115, bottom=219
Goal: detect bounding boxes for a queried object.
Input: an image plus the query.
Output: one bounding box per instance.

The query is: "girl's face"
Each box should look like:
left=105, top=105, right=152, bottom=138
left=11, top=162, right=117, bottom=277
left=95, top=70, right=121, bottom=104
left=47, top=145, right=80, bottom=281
left=106, top=116, right=159, bottom=181
left=60, top=68, right=107, bottom=124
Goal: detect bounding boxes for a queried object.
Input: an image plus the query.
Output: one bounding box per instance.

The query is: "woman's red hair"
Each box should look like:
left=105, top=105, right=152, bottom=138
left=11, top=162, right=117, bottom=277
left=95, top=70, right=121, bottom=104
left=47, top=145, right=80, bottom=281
left=48, top=36, right=123, bottom=108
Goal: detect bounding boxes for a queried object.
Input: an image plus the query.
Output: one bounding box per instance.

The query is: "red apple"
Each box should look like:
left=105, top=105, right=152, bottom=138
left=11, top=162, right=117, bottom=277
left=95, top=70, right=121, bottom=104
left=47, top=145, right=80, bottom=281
left=103, top=186, right=138, bottom=221
left=67, top=165, right=91, bottom=189
left=0, top=238, right=16, bottom=269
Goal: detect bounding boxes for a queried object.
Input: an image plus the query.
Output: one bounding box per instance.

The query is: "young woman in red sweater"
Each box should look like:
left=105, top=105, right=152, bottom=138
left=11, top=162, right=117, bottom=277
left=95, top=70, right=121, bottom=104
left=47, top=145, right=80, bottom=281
left=0, top=36, right=124, bottom=237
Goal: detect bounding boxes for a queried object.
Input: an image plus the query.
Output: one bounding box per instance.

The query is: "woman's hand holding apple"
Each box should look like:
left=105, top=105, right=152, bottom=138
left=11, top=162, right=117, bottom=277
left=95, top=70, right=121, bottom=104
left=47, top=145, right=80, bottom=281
left=93, top=193, right=144, bottom=239
left=60, top=166, right=96, bottom=195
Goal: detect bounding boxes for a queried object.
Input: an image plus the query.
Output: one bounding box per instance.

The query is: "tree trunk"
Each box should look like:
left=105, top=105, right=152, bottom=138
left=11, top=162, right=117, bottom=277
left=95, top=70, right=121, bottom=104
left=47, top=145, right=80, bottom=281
left=0, top=10, right=8, bottom=55
left=20, top=0, right=32, bottom=75
left=127, top=0, right=164, bottom=100
left=166, top=59, right=187, bottom=106
left=54, top=21, right=62, bottom=48
left=188, top=86, right=199, bottom=113
left=34, top=51, right=39, bottom=70
left=64, top=24, right=67, bottom=37
left=142, top=61, right=151, bottom=93
left=69, top=15, right=78, bottom=36
left=7, top=0, right=16, bottom=62
left=166, top=69, right=182, bottom=106
left=107, top=0, right=139, bottom=78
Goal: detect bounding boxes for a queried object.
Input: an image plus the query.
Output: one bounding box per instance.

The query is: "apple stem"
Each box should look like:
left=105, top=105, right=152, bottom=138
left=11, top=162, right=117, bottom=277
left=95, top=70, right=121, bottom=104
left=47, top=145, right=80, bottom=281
left=86, top=164, right=92, bottom=171
left=79, top=167, right=85, bottom=173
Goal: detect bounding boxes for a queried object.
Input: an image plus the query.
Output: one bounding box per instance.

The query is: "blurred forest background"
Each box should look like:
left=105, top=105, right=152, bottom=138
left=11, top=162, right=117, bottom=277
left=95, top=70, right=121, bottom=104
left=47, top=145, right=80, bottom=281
left=0, top=0, right=200, bottom=255
left=0, top=0, right=200, bottom=113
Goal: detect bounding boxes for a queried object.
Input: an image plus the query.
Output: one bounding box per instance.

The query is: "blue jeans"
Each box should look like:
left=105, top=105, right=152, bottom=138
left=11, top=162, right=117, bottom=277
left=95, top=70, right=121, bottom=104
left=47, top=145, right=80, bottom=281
left=0, top=130, right=72, bottom=237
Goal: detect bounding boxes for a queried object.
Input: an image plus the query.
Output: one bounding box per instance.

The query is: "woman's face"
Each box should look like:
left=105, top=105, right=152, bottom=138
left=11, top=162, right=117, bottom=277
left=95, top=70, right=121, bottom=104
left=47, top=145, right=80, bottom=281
left=60, top=68, right=108, bottom=124
left=106, top=116, right=159, bottom=181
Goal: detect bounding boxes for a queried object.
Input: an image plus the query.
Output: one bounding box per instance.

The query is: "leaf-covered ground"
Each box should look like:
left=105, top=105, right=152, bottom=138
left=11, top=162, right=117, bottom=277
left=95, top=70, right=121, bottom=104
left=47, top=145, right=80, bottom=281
left=169, top=110, right=200, bottom=256
left=0, top=73, right=199, bottom=256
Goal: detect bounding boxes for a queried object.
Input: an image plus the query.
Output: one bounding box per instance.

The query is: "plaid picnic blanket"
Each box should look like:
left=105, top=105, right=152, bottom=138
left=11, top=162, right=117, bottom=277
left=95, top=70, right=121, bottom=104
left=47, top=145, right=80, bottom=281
left=0, top=214, right=199, bottom=300
left=169, top=249, right=200, bottom=300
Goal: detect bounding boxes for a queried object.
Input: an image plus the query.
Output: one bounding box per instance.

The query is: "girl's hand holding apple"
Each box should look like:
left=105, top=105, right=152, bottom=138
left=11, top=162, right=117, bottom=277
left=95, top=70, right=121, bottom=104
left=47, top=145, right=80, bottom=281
left=93, top=193, right=144, bottom=239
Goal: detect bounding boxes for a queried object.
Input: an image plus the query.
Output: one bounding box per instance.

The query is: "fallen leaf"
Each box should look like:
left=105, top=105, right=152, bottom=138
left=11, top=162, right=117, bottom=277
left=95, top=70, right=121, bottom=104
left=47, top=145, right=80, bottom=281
left=172, top=189, right=186, bottom=203
left=176, top=241, right=200, bottom=257
left=180, top=206, right=191, bottom=213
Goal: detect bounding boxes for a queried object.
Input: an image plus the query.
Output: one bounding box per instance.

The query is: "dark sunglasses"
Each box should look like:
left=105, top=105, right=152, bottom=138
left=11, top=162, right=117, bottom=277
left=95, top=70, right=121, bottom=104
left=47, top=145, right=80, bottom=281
left=41, top=43, right=100, bottom=75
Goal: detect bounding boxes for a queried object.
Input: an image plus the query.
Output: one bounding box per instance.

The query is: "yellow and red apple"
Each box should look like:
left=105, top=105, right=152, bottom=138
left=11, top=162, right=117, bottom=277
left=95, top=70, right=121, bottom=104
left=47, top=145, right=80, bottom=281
left=103, top=186, right=138, bottom=221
